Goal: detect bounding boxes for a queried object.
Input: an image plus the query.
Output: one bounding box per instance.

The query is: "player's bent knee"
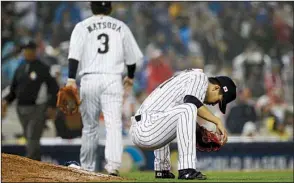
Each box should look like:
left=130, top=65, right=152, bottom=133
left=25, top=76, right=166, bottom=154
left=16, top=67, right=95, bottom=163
left=131, top=133, right=157, bottom=150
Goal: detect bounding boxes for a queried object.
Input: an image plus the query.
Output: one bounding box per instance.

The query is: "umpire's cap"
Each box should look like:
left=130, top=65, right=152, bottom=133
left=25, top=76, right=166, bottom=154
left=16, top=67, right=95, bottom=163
left=213, top=76, right=237, bottom=114
left=21, top=40, right=37, bottom=49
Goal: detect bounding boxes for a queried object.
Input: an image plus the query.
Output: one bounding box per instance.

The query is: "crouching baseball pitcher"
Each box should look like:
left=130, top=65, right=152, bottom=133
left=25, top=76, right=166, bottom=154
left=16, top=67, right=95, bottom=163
left=130, top=69, right=237, bottom=180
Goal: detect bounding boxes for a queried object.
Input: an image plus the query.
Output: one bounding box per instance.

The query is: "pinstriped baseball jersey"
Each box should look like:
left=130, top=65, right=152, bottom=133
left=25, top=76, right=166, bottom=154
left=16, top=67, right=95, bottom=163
left=130, top=68, right=209, bottom=170
left=68, top=15, right=143, bottom=75
left=137, top=69, right=208, bottom=114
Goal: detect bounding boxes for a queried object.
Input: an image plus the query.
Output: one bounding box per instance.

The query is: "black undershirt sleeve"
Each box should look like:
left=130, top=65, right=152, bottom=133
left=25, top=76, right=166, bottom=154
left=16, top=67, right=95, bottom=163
left=184, top=95, right=204, bottom=108
left=127, top=64, right=136, bottom=79
left=68, top=58, right=79, bottom=79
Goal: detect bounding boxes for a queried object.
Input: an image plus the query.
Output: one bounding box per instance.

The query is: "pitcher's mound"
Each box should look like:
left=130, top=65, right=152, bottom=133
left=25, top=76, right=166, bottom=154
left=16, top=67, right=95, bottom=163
left=1, top=153, right=125, bottom=182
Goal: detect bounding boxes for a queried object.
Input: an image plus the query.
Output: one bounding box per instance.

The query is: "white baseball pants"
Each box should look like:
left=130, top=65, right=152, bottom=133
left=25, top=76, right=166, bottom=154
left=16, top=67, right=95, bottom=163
left=79, top=74, right=123, bottom=173
left=130, top=103, right=198, bottom=170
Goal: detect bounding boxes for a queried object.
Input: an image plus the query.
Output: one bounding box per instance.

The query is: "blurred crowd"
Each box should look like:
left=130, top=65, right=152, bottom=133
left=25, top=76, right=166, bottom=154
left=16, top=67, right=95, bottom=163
left=1, top=2, right=293, bottom=141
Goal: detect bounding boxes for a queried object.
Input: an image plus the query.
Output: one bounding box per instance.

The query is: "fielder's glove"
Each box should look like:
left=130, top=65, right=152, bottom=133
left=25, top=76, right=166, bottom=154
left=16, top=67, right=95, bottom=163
left=56, top=86, right=81, bottom=115
left=196, top=123, right=223, bottom=152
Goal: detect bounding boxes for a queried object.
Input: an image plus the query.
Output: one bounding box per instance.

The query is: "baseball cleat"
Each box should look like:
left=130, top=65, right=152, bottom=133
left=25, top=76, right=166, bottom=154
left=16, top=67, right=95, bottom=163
left=109, top=170, right=119, bottom=176
left=155, top=170, right=175, bottom=179
left=64, top=161, right=80, bottom=166
left=178, top=169, right=207, bottom=180
left=64, top=161, right=81, bottom=169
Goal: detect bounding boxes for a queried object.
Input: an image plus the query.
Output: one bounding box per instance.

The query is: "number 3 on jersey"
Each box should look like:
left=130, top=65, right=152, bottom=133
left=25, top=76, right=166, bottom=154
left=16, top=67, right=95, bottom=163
left=97, top=33, right=109, bottom=54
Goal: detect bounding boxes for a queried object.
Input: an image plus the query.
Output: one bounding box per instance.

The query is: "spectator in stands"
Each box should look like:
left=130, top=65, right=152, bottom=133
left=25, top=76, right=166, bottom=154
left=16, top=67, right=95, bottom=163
left=75, top=2, right=92, bottom=19
left=146, top=48, right=174, bottom=94
left=226, top=88, right=258, bottom=135
left=223, top=18, right=244, bottom=63
left=264, top=62, right=283, bottom=93
left=52, top=2, right=81, bottom=47
left=241, top=121, right=257, bottom=138
left=284, top=107, right=293, bottom=137
left=152, top=2, right=172, bottom=39
left=14, top=2, right=37, bottom=32
left=256, top=88, right=290, bottom=137
left=1, top=3, right=15, bottom=48
left=256, top=88, right=288, bottom=122
left=232, top=43, right=272, bottom=98
left=265, top=113, right=291, bottom=141
left=2, top=40, right=59, bottom=161
left=1, top=42, right=23, bottom=84
left=53, top=2, right=81, bottom=26
left=177, top=15, right=191, bottom=49
left=200, top=20, right=225, bottom=66
left=169, top=30, right=189, bottom=61
left=52, top=9, right=76, bottom=47
left=281, top=47, right=293, bottom=105
left=35, top=31, right=46, bottom=57
left=272, top=3, right=293, bottom=46
left=154, top=31, right=169, bottom=54
left=250, top=23, right=275, bottom=55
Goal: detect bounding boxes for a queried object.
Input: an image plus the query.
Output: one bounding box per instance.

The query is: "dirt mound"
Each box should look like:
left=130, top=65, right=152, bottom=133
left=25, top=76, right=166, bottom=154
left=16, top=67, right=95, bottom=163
left=1, top=153, right=125, bottom=182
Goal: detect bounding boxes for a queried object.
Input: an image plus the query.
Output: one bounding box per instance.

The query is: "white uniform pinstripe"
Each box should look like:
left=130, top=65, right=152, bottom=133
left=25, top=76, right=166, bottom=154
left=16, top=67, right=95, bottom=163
left=68, top=15, right=143, bottom=173
left=130, top=69, right=208, bottom=170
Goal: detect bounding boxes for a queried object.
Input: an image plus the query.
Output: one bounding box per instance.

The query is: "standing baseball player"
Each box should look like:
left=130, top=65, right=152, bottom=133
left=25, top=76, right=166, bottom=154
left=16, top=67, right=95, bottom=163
left=66, top=2, right=143, bottom=175
left=130, top=69, right=236, bottom=180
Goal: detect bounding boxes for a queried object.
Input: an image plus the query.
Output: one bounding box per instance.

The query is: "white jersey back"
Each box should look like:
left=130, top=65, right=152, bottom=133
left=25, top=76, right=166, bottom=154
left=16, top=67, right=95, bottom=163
left=137, top=69, right=208, bottom=114
left=68, top=15, right=143, bottom=76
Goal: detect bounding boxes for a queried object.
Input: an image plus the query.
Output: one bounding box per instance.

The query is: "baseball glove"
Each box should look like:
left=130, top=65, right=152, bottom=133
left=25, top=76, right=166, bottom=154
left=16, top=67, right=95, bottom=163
left=56, top=86, right=81, bottom=115
left=196, top=123, right=223, bottom=152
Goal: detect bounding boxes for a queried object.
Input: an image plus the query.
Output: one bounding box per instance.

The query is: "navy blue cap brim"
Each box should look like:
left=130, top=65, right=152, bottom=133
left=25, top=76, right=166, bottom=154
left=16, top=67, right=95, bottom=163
left=219, top=98, right=227, bottom=114
left=215, top=77, right=229, bottom=114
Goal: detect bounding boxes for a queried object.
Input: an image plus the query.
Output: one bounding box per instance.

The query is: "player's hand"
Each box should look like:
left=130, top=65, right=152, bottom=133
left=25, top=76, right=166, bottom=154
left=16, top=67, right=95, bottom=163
left=66, top=78, right=77, bottom=89
left=46, top=107, right=57, bottom=120
left=216, top=122, right=227, bottom=145
left=222, top=129, right=228, bottom=144
left=123, top=76, right=134, bottom=92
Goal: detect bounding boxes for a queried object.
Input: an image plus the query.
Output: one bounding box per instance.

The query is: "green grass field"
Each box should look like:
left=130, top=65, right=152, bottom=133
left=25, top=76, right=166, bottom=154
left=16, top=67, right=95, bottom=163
left=117, top=170, right=293, bottom=182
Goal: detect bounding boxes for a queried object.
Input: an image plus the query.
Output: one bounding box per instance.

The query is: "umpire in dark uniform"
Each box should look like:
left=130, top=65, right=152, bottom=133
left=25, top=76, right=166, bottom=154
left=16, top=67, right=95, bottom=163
left=2, top=40, right=59, bottom=161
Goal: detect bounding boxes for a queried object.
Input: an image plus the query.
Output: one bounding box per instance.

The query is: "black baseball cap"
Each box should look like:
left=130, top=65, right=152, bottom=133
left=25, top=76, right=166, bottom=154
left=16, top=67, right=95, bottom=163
left=91, top=1, right=111, bottom=9
left=214, top=76, right=237, bottom=114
